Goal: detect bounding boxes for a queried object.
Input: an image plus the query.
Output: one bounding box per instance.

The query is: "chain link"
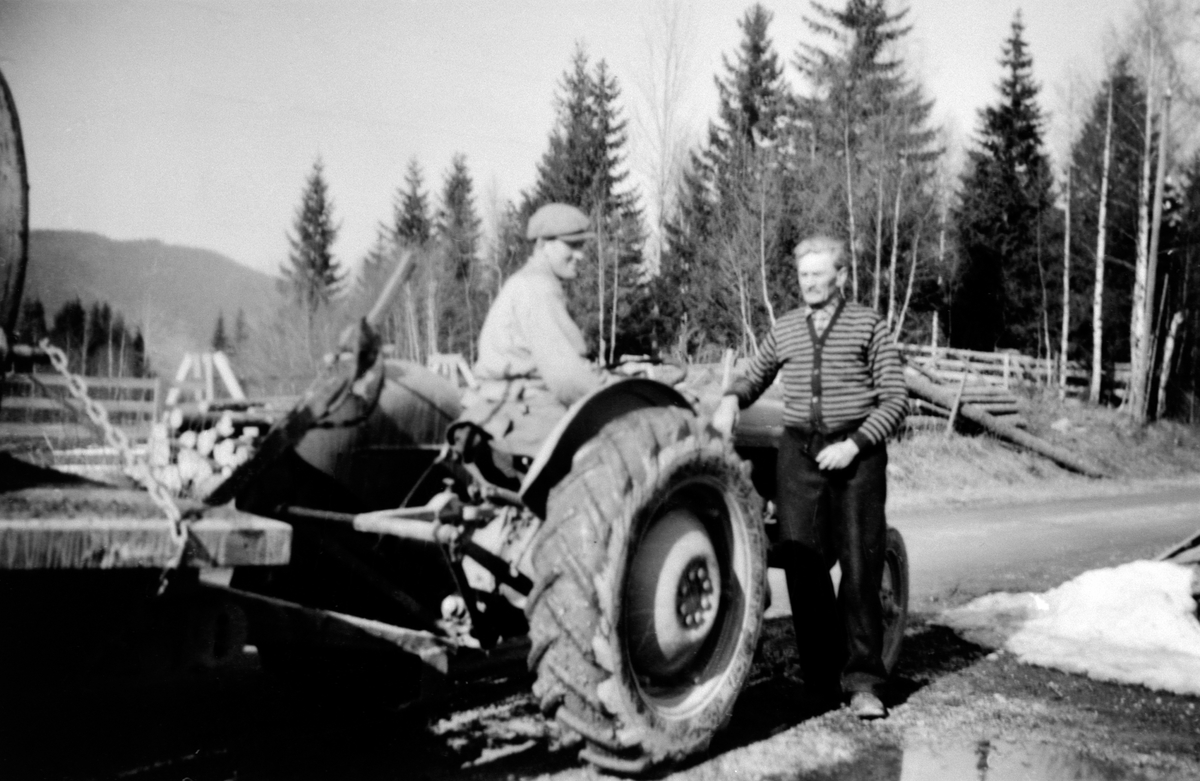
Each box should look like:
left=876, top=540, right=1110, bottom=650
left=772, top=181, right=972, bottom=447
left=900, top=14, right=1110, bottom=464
left=39, top=340, right=189, bottom=570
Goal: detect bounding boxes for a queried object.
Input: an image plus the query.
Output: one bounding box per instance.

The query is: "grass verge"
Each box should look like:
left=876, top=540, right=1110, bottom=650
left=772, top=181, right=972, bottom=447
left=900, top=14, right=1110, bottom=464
left=889, top=388, right=1200, bottom=510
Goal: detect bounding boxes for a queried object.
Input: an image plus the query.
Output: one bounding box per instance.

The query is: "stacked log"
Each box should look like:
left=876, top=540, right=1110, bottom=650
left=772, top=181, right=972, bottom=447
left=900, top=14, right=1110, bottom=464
left=905, top=365, right=1107, bottom=478
left=902, top=363, right=1028, bottom=430
left=147, top=410, right=259, bottom=499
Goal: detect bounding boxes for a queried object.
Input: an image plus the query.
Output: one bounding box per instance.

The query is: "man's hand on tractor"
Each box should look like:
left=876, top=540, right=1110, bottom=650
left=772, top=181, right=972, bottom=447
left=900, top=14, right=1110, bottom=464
left=816, top=439, right=859, bottom=470
left=712, top=395, right=740, bottom=439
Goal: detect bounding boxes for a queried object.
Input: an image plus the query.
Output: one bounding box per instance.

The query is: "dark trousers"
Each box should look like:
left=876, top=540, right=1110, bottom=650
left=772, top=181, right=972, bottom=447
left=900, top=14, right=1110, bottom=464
left=777, top=425, right=888, bottom=698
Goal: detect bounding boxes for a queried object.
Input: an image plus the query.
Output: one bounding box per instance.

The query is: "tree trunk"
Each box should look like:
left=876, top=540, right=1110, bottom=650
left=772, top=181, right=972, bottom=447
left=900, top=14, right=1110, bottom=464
left=843, top=122, right=859, bottom=302
left=1156, top=310, right=1184, bottom=419
left=887, top=158, right=905, bottom=329
left=1129, top=43, right=1156, bottom=420
left=425, top=273, right=439, bottom=360
left=893, top=226, right=920, bottom=343
left=734, top=254, right=754, bottom=356
left=1145, top=91, right=1172, bottom=414
left=596, top=215, right=607, bottom=365
left=934, top=208, right=946, bottom=348
left=758, top=174, right=777, bottom=329
left=1035, top=200, right=1051, bottom=382
left=404, top=283, right=421, bottom=363
left=873, top=173, right=883, bottom=310
left=610, top=238, right=619, bottom=365
left=1060, top=166, right=1071, bottom=392
left=1090, top=84, right=1114, bottom=403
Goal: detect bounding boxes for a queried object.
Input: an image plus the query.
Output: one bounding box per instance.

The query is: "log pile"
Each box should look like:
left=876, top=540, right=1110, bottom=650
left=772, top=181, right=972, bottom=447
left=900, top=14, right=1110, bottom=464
left=147, top=410, right=260, bottom=498
left=903, top=362, right=1028, bottom=431
left=904, top=362, right=1107, bottom=478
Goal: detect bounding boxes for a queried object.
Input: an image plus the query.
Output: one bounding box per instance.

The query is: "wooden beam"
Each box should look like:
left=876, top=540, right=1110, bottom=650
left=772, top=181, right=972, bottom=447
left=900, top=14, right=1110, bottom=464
left=211, top=351, right=246, bottom=400
left=905, top=367, right=1107, bottom=478
left=0, top=509, right=291, bottom=570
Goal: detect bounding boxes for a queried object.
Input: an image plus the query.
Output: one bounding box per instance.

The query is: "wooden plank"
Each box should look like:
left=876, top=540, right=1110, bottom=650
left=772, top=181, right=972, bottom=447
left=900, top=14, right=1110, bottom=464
left=0, top=397, right=154, bottom=414
left=0, top=422, right=100, bottom=440
left=0, top=487, right=291, bottom=569
left=0, top=515, right=290, bottom=570
left=945, top=370, right=969, bottom=437
left=3, top=374, right=159, bottom=392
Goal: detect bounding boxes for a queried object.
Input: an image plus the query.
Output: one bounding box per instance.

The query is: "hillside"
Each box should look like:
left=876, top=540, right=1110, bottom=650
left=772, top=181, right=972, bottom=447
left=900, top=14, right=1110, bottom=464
left=23, top=230, right=281, bottom=374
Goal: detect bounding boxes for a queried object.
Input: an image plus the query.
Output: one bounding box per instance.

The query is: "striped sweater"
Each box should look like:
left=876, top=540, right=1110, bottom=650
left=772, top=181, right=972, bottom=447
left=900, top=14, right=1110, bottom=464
left=728, top=298, right=907, bottom=449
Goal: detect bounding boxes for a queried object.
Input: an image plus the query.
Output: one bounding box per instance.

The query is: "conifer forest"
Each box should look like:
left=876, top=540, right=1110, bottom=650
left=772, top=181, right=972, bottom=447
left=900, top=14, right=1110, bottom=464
left=252, top=0, right=1200, bottom=424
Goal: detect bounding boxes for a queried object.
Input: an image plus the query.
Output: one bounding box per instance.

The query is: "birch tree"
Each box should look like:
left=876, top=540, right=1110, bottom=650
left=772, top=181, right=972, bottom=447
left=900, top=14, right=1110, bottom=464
left=1090, top=84, right=1114, bottom=403
left=631, top=0, right=697, bottom=274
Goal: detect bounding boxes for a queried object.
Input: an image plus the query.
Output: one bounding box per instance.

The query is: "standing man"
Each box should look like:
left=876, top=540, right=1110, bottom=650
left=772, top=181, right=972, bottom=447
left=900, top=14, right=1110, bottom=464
left=713, top=235, right=907, bottom=719
left=461, top=202, right=606, bottom=455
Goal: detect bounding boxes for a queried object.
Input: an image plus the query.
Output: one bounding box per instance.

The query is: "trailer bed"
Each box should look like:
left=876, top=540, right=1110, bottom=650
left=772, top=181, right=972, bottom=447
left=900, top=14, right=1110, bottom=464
left=0, top=454, right=290, bottom=569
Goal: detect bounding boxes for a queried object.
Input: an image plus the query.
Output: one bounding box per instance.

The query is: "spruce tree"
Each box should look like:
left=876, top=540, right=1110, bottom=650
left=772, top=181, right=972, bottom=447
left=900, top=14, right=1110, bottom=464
left=15, top=298, right=46, bottom=345
left=211, top=310, right=229, bottom=352
left=526, top=44, right=648, bottom=359
left=395, top=158, right=433, bottom=246
left=662, top=4, right=791, bottom=354
left=795, top=0, right=940, bottom=314
left=392, top=158, right=440, bottom=359
left=437, top=153, right=483, bottom=357
left=282, top=158, right=344, bottom=316
left=951, top=13, right=1054, bottom=352
left=711, top=4, right=788, bottom=169
left=232, top=308, right=249, bottom=356
left=51, top=298, right=86, bottom=371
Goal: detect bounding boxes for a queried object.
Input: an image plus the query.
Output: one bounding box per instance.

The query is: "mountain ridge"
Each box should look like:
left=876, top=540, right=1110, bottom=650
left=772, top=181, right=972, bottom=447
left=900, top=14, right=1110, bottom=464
left=24, top=230, right=282, bottom=374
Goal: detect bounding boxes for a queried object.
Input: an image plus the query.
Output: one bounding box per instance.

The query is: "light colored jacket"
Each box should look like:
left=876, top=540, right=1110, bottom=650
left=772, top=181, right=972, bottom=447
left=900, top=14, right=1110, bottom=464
left=473, top=262, right=602, bottom=406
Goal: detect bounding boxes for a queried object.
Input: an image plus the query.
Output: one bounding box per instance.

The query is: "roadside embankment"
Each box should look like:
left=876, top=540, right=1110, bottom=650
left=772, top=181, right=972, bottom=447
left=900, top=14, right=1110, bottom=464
left=889, top=388, right=1200, bottom=511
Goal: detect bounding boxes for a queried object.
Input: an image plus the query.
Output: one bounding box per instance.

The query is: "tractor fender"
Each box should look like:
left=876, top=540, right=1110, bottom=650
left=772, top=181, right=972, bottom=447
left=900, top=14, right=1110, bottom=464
left=519, top=378, right=693, bottom=518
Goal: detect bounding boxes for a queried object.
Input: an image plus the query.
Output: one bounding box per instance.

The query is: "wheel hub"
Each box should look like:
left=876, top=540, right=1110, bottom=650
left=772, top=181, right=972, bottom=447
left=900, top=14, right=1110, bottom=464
left=625, top=509, right=722, bottom=679
left=676, top=559, right=716, bottom=628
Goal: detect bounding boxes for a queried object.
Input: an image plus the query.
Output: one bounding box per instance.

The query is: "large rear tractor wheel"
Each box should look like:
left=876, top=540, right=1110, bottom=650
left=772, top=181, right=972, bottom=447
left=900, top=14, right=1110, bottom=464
left=526, top=407, right=767, bottom=775
left=880, top=526, right=909, bottom=674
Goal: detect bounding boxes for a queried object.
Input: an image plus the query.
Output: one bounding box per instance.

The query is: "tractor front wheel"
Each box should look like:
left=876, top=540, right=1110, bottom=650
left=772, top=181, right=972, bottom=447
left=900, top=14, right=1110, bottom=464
left=525, top=407, right=767, bottom=775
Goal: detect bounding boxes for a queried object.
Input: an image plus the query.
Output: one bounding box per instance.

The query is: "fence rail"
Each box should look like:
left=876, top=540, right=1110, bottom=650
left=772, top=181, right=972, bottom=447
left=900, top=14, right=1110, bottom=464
left=899, top=344, right=1130, bottom=395
left=1, top=373, right=161, bottom=441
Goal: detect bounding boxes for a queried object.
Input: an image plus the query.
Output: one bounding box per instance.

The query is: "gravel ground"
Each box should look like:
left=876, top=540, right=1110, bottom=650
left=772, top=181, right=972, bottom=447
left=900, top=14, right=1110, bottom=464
left=3, top=450, right=1198, bottom=779
left=8, top=607, right=1196, bottom=781
left=396, top=614, right=1200, bottom=780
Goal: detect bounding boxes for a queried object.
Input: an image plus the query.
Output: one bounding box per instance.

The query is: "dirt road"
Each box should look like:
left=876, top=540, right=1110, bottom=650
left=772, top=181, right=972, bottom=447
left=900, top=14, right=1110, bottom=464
left=897, top=483, right=1200, bottom=611
left=4, top=485, right=1198, bottom=780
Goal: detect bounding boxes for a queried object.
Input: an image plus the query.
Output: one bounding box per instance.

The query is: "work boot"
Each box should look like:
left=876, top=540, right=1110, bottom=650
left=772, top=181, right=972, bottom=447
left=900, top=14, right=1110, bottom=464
left=848, top=691, right=886, bottom=720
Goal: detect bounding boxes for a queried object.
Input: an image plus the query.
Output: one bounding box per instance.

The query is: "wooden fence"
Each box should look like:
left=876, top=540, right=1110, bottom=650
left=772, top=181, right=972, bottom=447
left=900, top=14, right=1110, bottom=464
left=899, top=344, right=1130, bottom=396
left=0, top=373, right=161, bottom=441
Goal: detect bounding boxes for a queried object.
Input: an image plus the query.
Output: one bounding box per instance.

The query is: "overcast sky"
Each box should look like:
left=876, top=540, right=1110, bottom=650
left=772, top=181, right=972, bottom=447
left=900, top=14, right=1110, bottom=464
left=0, top=0, right=1133, bottom=279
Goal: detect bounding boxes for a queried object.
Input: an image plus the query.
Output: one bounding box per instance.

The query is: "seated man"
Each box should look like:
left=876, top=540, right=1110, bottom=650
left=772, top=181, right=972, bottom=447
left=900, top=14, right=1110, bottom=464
left=459, top=202, right=606, bottom=457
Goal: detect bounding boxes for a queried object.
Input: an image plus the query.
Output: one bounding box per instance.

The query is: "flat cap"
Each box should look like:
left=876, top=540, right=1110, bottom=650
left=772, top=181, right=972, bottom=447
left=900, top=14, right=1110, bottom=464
left=526, top=203, right=595, bottom=241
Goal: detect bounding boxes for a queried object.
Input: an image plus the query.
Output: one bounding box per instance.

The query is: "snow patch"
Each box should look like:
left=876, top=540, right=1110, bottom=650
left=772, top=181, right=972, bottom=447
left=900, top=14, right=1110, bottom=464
left=940, top=560, right=1200, bottom=695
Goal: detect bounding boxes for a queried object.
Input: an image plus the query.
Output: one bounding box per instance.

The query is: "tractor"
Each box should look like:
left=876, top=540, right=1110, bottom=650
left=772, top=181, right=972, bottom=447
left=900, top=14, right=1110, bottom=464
left=211, top=254, right=910, bottom=775
left=0, top=61, right=907, bottom=773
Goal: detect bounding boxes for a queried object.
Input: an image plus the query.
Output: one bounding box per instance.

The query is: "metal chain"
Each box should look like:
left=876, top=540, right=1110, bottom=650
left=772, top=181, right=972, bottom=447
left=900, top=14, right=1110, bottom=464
left=39, top=340, right=188, bottom=561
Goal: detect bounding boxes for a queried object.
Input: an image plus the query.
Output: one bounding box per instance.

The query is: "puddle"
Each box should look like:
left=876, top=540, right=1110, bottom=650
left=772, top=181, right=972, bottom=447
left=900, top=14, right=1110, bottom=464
left=788, top=739, right=1145, bottom=780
